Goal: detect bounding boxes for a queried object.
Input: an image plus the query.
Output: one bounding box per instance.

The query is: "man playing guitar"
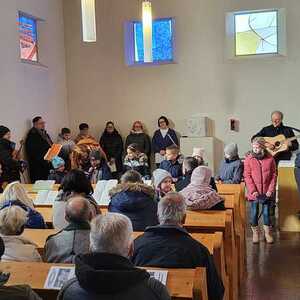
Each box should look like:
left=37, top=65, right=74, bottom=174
left=252, top=111, right=299, bottom=164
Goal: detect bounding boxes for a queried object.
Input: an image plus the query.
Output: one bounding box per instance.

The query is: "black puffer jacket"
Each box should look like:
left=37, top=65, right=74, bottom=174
left=0, top=138, right=21, bottom=182
left=58, top=253, right=171, bottom=300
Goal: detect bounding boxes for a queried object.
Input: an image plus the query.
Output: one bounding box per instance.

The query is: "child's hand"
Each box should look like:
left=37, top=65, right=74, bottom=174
left=252, top=192, right=259, bottom=198
left=266, top=191, right=272, bottom=198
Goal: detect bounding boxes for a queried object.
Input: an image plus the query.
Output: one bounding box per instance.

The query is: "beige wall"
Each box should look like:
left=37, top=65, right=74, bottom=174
left=0, top=0, right=69, bottom=146
left=64, top=0, right=300, bottom=155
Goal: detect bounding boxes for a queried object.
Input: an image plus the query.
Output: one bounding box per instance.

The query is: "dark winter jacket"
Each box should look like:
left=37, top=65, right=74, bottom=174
left=48, top=170, right=67, bottom=184
left=152, top=129, right=179, bottom=153
left=44, top=221, right=90, bottom=263
left=87, top=160, right=112, bottom=183
left=294, top=153, right=300, bottom=196
left=159, top=157, right=183, bottom=179
left=125, top=132, right=151, bottom=157
left=58, top=252, right=171, bottom=300
left=252, top=123, right=299, bottom=162
left=176, top=172, right=218, bottom=192
left=132, top=225, right=224, bottom=300
left=0, top=200, right=45, bottom=229
left=25, top=127, right=52, bottom=182
left=0, top=138, right=21, bottom=182
left=108, top=182, right=158, bottom=231
left=100, top=130, right=123, bottom=173
left=215, top=158, right=244, bottom=184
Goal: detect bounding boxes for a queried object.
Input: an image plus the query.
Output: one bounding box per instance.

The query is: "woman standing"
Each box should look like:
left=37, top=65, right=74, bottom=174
left=0, top=126, right=23, bottom=184
left=152, top=116, right=179, bottom=167
left=100, top=122, right=123, bottom=177
left=125, top=121, right=151, bottom=159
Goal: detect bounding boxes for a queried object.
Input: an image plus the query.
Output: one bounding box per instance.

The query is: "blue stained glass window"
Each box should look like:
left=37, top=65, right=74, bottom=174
left=134, top=18, right=174, bottom=63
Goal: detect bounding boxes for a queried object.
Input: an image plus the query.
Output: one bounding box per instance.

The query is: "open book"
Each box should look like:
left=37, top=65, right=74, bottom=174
left=44, top=266, right=168, bottom=290
left=32, top=180, right=56, bottom=192
left=34, top=190, right=59, bottom=205
left=92, top=180, right=118, bottom=205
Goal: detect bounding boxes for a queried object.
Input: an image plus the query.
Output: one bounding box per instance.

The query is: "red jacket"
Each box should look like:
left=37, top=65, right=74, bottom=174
left=243, top=153, right=277, bottom=201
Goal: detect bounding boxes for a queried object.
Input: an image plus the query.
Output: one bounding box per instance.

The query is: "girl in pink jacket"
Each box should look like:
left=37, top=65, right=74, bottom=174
left=244, top=137, right=277, bottom=244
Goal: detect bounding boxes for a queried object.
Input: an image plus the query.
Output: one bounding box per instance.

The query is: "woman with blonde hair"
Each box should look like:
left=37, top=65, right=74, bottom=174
left=0, top=205, right=42, bottom=262
left=0, top=182, right=45, bottom=229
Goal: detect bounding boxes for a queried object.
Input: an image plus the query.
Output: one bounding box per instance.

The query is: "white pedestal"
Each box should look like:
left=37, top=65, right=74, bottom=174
left=180, top=137, right=223, bottom=175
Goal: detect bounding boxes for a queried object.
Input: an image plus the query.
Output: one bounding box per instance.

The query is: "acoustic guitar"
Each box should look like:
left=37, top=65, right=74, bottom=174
left=264, top=134, right=300, bottom=156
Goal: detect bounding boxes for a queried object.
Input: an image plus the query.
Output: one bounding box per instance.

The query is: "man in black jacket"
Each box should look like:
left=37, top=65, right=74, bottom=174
left=252, top=111, right=299, bottom=164
left=132, top=192, right=224, bottom=300
left=25, top=117, right=53, bottom=182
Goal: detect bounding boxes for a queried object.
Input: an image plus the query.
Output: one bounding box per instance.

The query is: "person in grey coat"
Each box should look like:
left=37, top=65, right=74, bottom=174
left=216, top=143, right=243, bottom=184
left=58, top=213, right=171, bottom=300
left=44, top=196, right=92, bottom=263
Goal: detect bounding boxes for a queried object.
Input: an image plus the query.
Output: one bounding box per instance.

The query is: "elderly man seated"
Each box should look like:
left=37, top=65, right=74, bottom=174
left=44, top=196, right=92, bottom=263
left=132, top=192, right=224, bottom=300
left=58, top=213, right=170, bottom=300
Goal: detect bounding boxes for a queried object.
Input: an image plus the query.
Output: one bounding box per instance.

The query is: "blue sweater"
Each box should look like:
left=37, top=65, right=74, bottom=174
left=159, top=158, right=183, bottom=179
left=152, top=129, right=179, bottom=153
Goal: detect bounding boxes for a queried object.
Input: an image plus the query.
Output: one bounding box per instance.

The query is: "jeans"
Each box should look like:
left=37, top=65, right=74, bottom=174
left=250, top=201, right=271, bottom=226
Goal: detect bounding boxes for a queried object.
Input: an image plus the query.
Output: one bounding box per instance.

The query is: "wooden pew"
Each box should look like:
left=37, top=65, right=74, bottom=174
left=22, top=229, right=228, bottom=299
left=0, top=262, right=208, bottom=300
left=184, top=209, right=238, bottom=300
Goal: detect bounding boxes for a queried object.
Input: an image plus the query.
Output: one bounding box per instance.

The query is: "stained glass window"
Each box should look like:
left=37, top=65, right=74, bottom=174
left=18, top=12, right=38, bottom=62
left=133, top=18, right=174, bottom=63
left=235, top=10, right=278, bottom=56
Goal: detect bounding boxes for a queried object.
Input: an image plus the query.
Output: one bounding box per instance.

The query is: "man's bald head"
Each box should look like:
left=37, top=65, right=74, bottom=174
left=65, top=196, right=92, bottom=223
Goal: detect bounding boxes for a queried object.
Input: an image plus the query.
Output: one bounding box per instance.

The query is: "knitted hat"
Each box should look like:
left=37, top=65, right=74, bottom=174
left=89, top=150, right=102, bottom=161
left=0, top=126, right=10, bottom=139
left=152, top=169, right=172, bottom=189
left=191, top=166, right=212, bottom=186
left=51, top=156, right=65, bottom=169
left=224, top=143, right=238, bottom=159
left=192, top=148, right=205, bottom=158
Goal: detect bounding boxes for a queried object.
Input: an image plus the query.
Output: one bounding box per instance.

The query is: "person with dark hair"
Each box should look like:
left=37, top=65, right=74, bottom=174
left=152, top=116, right=179, bottom=167
left=0, top=237, right=42, bottom=299
left=123, top=143, right=149, bottom=178
left=0, top=163, right=3, bottom=193
left=87, top=150, right=112, bottom=183
left=53, top=169, right=99, bottom=230
left=75, top=123, right=95, bottom=144
left=125, top=121, right=151, bottom=159
left=176, top=157, right=217, bottom=192
left=108, top=170, right=158, bottom=231
left=57, top=128, right=75, bottom=170
left=295, top=152, right=300, bottom=217
left=25, top=116, right=53, bottom=182
left=44, top=196, right=92, bottom=263
left=100, top=122, right=123, bottom=177
left=0, top=126, right=23, bottom=183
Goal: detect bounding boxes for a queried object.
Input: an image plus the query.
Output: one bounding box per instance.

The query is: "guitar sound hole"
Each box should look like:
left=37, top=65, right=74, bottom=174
left=274, top=141, right=281, bottom=148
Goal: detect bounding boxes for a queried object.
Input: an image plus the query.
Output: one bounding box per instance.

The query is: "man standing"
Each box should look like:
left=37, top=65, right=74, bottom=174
left=25, top=116, right=53, bottom=182
left=252, top=111, right=299, bottom=164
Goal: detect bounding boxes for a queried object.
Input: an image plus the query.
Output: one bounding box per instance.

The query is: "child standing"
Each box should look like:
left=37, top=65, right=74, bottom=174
left=216, top=143, right=243, bottom=184
left=159, top=145, right=183, bottom=181
left=87, top=150, right=112, bottom=184
left=48, top=156, right=67, bottom=184
left=244, top=138, right=277, bottom=244
left=123, top=144, right=150, bottom=178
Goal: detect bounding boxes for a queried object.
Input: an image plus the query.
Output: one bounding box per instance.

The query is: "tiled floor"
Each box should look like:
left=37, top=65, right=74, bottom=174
left=240, top=229, right=300, bottom=300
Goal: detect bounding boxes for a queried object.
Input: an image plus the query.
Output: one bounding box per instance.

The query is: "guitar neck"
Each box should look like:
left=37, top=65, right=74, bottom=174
left=286, top=134, right=300, bottom=143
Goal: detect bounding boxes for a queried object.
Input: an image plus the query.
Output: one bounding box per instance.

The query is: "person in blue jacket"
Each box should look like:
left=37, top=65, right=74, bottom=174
left=152, top=116, right=179, bottom=167
left=108, top=170, right=158, bottom=231
left=159, top=145, right=183, bottom=181
left=87, top=150, right=112, bottom=183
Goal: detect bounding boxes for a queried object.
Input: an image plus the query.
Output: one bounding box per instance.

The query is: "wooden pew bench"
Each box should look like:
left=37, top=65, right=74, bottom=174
left=0, top=262, right=208, bottom=300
